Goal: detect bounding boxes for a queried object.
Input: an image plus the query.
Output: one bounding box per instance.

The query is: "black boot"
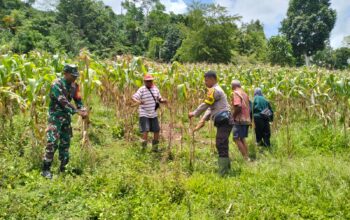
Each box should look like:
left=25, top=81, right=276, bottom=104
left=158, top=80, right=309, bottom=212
left=152, top=140, right=159, bottom=152
left=59, top=158, right=69, bottom=173
left=41, top=161, right=53, bottom=179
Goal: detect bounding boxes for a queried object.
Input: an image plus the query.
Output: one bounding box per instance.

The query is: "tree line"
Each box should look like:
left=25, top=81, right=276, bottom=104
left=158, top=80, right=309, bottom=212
left=0, top=0, right=349, bottom=69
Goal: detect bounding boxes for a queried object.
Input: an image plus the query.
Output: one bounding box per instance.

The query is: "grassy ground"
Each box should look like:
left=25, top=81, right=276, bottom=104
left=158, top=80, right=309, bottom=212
left=0, top=100, right=349, bottom=219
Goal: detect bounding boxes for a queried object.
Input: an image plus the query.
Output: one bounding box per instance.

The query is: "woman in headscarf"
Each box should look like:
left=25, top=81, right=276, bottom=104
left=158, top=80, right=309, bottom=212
left=253, top=88, right=273, bottom=148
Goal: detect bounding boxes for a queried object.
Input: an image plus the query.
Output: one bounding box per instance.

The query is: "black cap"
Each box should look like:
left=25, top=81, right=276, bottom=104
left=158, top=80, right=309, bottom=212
left=204, top=70, right=217, bottom=79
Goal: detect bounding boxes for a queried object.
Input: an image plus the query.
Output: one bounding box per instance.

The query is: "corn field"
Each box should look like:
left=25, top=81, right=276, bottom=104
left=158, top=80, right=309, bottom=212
left=1, top=50, right=349, bottom=152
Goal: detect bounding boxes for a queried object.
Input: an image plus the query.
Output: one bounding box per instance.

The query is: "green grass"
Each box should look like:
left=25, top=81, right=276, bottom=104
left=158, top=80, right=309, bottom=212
left=0, top=99, right=349, bottom=219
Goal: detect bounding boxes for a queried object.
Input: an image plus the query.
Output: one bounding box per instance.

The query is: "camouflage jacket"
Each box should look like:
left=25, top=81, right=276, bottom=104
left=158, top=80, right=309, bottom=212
left=48, top=77, right=84, bottom=117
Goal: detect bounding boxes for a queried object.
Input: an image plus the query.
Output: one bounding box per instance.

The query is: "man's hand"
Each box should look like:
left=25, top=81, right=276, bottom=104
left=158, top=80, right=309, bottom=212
left=159, top=98, right=167, bottom=104
left=130, top=99, right=143, bottom=107
left=193, top=120, right=205, bottom=132
left=188, top=112, right=195, bottom=118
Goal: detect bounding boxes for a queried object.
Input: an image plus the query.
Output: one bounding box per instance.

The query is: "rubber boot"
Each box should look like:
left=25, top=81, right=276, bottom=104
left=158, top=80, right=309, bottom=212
left=59, top=158, right=69, bottom=173
left=218, top=157, right=231, bottom=176
left=151, top=140, right=159, bottom=152
left=41, top=161, right=53, bottom=179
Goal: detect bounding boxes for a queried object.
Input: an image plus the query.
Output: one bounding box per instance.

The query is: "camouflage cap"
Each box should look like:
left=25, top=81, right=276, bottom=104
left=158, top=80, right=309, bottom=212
left=63, top=64, right=79, bottom=77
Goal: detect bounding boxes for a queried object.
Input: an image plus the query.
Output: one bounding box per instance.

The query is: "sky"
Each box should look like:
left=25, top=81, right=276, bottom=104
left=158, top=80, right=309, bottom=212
left=101, top=0, right=350, bottom=48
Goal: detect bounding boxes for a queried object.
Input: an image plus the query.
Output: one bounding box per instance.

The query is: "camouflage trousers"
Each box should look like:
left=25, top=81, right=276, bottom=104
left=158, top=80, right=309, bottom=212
left=43, top=115, right=72, bottom=163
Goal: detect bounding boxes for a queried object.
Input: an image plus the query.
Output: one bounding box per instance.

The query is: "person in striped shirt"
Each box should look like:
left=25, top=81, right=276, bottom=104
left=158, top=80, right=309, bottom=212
left=132, top=74, right=167, bottom=152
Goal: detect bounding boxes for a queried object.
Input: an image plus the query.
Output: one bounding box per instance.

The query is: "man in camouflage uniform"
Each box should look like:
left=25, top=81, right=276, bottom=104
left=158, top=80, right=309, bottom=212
left=41, top=64, right=87, bottom=179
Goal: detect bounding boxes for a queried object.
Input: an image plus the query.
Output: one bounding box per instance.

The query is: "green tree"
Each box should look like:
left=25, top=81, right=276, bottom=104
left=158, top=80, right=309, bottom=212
left=23, top=0, right=35, bottom=6
left=121, top=0, right=175, bottom=56
left=160, top=25, right=183, bottom=62
left=333, top=47, right=350, bottom=69
left=175, top=4, right=239, bottom=63
left=237, top=20, right=268, bottom=62
left=147, top=37, right=163, bottom=59
left=121, top=0, right=146, bottom=55
left=312, top=44, right=334, bottom=68
left=56, top=0, right=122, bottom=56
left=0, top=0, right=25, bottom=14
left=267, top=35, right=295, bottom=66
left=12, top=26, right=42, bottom=53
left=18, top=10, right=59, bottom=53
left=144, top=1, right=169, bottom=38
left=0, top=2, right=58, bottom=53
left=312, top=44, right=350, bottom=70
left=280, top=0, right=336, bottom=66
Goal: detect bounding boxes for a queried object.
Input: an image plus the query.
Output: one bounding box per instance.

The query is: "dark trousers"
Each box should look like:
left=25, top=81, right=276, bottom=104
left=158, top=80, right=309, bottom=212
left=254, top=117, right=271, bottom=147
left=216, top=123, right=233, bottom=158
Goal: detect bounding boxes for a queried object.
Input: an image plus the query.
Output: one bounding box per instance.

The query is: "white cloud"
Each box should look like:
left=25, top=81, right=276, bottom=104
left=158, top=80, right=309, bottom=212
left=32, top=0, right=58, bottom=11
left=214, top=0, right=289, bottom=27
left=102, top=0, right=124, bottom=14
left=161, top=0, right=187, bottom=14
left=329, top=0, right=350, bottom=48
left=213, top=0, right=350, bottom=48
